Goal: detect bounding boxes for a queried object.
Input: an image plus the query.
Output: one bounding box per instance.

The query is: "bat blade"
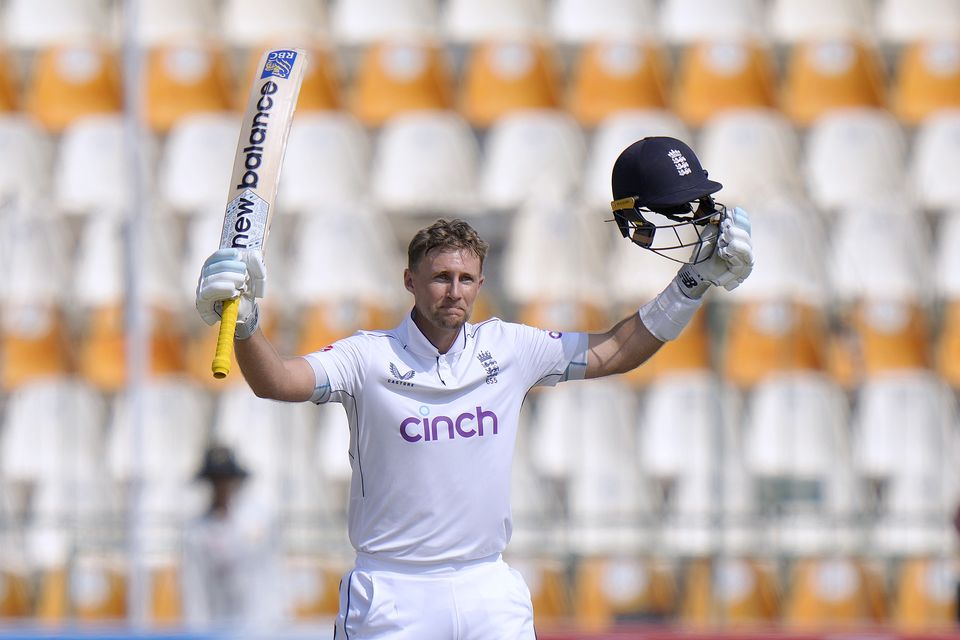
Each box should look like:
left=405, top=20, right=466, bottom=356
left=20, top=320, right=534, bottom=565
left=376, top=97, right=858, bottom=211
left=211, top=47, right=307, bottom=379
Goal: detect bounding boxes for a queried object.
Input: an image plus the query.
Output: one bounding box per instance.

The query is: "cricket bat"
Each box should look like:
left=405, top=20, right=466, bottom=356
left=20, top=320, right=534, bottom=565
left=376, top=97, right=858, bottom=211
left=211, top=48, right=307, bottom=379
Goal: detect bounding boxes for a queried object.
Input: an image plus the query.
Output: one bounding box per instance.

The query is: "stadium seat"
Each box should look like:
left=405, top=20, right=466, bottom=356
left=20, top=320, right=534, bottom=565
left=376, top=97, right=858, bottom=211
left=659, top=0, right=766, bottom=46
left=697, top=109, right=804, bottom=207
left=877, top=0, right=960, bottom=45
left=892, top=40, right=960, bottom=126
left=479, top=110, right=586, bottom=212
left=782, top=39, right=887, bottom=127
left=893, top=557, right=957, bottom=629
left=910, top=110, right=960, bottom=213
left=369, top=110, right=480, bottom=216
left=143, top=43, right=233, bottom=134
left=285, top=555, right=348, bottom=619
left=769, top=0, right=873, bottom=44
left=803, top=108, right=907, bottom=212
left=443, top=0, right=545, bottom=44
left=351, top=39, right=453, bottom=127
left=135, top=0, right=219, bottom=46
left=222, top=0, right=326, bottom=47
left=239, top=44, right=341, bottom=112
left=503, top=197, right=610, bottom=332
left=2, top=214, right=72, bottom=389
left=0, top=50, right=21, bottom=113
left=0, top=116, right=53, bottom=202
left=26, top=43, right=122, bottom=133
left=54, top=115, right=151, bottom=217
left=279, top=113, right=370, bottom=213
left=573, top=556, right=676, bottom=629
left=0, top=569, right=31, bottom=617
left=567, top=40, right=669, bottom=128
left=330, top=0, right=437, bottom=45
left=722, top=207, right=830, bottom=387
left=743, top=373, right=860, bottom=555
left=640, top=372, right=753, bottom=556
left=680, top=557, right=780, bottom=626
left=549, top=0, right=656, bottom=45
left=460, top=39, right=562, bottom=128
left=853, top=371, right=958, bottom=555
left=934, top=209, right=960, bottom=385
left=4, top=0, right=111, bottom=50
left=158, top=113, right=239, bottom=215
left=673, top=39, right=778, bottom=127
left=828, top=207, right=932, bottom=385
left=784, top=557, right=888, bottom=626
left=504, top=556, right=573, bottom=627
left=69, top=554, right=128, bottom=621
left=581, top=110, right=691, bottom=210
left=72, top=216, right=185, bottom=390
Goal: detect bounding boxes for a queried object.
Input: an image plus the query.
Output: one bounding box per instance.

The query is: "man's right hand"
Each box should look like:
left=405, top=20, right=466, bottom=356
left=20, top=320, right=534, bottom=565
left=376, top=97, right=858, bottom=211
left=195, top=248, right=266, bottom=338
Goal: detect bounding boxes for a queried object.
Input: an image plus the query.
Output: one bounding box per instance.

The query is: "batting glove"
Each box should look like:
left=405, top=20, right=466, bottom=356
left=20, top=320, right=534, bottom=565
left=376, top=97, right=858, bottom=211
left=676, top=206, right=754, bottom=299
left=195, top=248, right=266, bottom=339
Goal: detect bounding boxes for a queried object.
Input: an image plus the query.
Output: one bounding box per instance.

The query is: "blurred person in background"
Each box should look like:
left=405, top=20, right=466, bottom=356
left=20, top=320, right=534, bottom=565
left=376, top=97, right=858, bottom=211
left=195, top=137, right=753, bottom=638
left=181, top=444, right=287, bottom=632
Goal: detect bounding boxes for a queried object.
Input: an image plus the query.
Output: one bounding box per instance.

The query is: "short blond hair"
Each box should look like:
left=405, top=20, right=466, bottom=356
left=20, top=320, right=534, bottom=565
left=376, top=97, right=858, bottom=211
left=407, top=219, right=489, bottom=270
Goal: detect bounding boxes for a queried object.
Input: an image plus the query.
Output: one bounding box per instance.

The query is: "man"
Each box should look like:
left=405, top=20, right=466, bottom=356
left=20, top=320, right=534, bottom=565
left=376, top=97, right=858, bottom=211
left=180, top=444, right=286, bottom=631
left=195, top=137, right=753, bottom=638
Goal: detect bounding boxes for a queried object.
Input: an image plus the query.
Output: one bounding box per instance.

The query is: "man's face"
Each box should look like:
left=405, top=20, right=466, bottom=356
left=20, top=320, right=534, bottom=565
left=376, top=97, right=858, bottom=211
left=404, top=248, right=484, bottom=333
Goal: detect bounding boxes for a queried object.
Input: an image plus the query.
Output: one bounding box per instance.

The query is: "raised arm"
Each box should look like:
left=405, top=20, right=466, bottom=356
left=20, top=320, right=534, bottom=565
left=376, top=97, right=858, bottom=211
left=196, top=248, right=316, bottom=402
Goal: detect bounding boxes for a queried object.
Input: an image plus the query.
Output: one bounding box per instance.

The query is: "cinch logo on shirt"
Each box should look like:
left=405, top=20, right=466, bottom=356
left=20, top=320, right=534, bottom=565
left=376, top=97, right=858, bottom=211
left=400, top=406, right=499, bottom=443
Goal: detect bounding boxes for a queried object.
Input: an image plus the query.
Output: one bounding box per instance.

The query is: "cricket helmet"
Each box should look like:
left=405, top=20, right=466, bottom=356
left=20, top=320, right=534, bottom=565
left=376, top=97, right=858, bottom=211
left=610, top=136, right=725, bottom=264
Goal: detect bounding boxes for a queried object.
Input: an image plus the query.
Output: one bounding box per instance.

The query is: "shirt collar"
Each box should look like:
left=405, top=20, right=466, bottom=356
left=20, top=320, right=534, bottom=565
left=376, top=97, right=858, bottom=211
left=399, top=309, right=470, bottom=358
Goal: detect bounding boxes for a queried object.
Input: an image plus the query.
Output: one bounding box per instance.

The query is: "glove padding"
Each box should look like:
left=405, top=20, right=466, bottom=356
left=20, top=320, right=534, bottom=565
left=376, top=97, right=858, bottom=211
left=677, top=207, right=754, bottom=299
left=195, top=248, right=266, bottom=338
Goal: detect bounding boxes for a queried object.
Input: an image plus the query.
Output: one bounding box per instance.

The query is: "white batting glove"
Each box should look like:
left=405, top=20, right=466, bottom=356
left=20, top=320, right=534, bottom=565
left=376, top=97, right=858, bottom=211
left=195, top=248, right=266, bottom=339
left=676, top=206, right=754, bottom=299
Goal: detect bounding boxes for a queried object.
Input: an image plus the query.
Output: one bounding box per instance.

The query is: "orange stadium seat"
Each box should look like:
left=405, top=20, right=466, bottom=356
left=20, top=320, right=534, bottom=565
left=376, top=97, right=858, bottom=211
left=296, top=302, right=400, bottom=355
left=238, top=44, right=341, bottom=112
left=619, top=308, right=710, bottom=387
left=67, top=555, right=127, bottom=622
left=143, top=43, right=233, bottom=133
left=568, top=40, right=669, bottom=127
left=784, top=557, right=888, bottom=627
left=26, top=43, right=122, bottom=133
left=0, top=569, right=31, bottom=618
left=573, top=556, right=676, bottom=630
left=893, top=557, right=957, bottom=630
left=461, top=39, right=562, bottom=128
left=680, top=557, right=780, bottom=627
left=0, top=50, right=20, bottom=112
left=1, top=307, right=72, bottom=389
left=673, top=39, right=777, bottom=127
left=782, top=39, right=886, bottom=127
left=286, top=556, right=351, bottom=619
left=183, top=309, right=278, bottom=389
left=936, top=299, right=960, bottom=386
left=352, top=39, right=453, bottom=126
left=892, top=40, right=960, bottom=126
left=506, top=556, right=573, bottom=629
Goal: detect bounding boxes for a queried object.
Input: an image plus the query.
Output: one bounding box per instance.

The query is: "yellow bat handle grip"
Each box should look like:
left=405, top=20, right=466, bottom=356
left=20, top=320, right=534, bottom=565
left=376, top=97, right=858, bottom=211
left=212, top=298, right=239, bottom=379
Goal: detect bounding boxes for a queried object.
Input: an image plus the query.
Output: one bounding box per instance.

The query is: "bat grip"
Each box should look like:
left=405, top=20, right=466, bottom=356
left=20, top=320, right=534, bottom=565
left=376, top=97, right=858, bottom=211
left=212, top=298, right=239, bottom=379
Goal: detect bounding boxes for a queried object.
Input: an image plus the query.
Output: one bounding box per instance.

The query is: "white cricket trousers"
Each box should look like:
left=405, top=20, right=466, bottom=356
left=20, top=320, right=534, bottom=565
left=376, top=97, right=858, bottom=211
left=333, top=552, right=536, bottom=639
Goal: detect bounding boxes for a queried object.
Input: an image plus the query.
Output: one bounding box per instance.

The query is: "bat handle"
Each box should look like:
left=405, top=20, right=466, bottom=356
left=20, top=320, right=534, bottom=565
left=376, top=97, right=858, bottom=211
left=212, top=298, right=239, bottom=379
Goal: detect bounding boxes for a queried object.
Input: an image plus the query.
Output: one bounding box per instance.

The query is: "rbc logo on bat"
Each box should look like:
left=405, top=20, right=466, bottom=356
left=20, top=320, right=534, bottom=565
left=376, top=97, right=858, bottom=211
left=261, top=50, right=298, bottom=79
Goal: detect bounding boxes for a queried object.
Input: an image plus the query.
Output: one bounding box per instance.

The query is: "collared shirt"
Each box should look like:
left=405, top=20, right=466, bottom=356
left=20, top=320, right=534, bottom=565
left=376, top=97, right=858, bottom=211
left=304, top=312, right=588, bottom=564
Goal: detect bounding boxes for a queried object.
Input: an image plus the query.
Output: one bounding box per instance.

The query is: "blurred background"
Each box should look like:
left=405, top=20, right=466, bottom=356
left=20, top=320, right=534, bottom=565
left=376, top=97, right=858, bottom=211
left=1, top=0, right=960, bottom=637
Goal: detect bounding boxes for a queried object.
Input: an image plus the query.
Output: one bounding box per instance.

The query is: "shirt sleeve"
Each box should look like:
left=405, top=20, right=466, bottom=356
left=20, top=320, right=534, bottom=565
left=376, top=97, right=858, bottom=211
left=508, top=323, right=589, bottom=389
left=302, top=334, right=368, bottom=404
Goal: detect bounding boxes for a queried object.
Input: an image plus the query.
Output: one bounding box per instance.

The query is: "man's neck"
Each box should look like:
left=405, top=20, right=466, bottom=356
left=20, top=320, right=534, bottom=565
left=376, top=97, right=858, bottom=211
left=411, top=308, right=459, bottom=355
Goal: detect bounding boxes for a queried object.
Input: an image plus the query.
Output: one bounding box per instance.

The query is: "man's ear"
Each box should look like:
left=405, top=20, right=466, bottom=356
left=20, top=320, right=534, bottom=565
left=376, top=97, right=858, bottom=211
left=403, top=268, right=414, bottom=294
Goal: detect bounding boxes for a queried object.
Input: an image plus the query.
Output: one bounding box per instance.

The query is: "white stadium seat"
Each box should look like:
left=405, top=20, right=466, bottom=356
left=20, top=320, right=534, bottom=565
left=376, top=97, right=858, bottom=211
left=697, top=109, right=804, bottom=207
left=877, top=0, right=960, bottom=44
left=479, top=110, right=586, bottom=212
left=6, top=213, right=71, bottom=308
left=659, top=0, right=766, bottom=45
left=443, top=0, right=546, bottom=43
left=370, top=110, right=480, bottom=216
left=549, top=0, right=656, bottom=45
left=607, top=231, right=682, bottom=305
left=769, top=0, right=873, bottom=43
left=935, top=209, right=960, bottom=299
left=135, top=0, right=219, bottom=47
left=804, top=108, right=908, bottom=213
left=222, top=0, right=326, bottom=47
left=330, top=0, right=437, bottom=45
left=4, top=0, right=112, bottom=49
left=158, top=113, right=240, bottom=215
left=279, top=112, right=371, bottom=214
left=909, top=110, right=960, bottom=213
left=0, top=116, right=53, bottom=203
left=582, top=109, right=690, bottom=210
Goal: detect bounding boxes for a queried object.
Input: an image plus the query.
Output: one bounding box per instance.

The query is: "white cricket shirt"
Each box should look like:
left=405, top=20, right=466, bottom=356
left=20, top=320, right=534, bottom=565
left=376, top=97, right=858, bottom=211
left=304, top=312, right=588, bottom=564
